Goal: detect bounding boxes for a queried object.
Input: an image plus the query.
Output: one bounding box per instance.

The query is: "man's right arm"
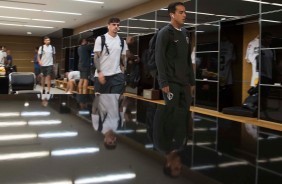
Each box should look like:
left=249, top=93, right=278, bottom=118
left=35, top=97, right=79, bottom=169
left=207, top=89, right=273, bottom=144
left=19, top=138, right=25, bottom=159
left=93, top=37, right=102, bottom=72
left=37, top=46, right=42, bottom=66
left=155, top=29, right=169, bottom=90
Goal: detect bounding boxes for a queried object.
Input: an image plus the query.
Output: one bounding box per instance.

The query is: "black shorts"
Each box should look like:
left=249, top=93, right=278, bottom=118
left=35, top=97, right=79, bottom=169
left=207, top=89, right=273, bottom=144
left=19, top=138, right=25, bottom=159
left=41, top=65, right=53, bottom=77
left=94, top=73, right=125, bottom=94
left=79, top=66, right=90, bottom=79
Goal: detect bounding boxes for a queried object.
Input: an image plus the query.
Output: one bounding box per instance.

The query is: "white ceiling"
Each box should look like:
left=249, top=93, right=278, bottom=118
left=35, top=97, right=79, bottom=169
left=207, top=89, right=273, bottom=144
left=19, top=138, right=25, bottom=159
left=0, top=0, right=149, bottom=36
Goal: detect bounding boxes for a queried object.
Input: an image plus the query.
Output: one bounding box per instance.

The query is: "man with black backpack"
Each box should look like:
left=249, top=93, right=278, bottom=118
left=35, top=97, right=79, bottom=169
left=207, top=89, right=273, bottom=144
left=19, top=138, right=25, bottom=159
left=93, top=17, right=128, bottom=94
left=156, top=2, right=195, bottom=109
left=38, top=36, right=55, bottom=94
left=155, top=3, right=195, bottom=177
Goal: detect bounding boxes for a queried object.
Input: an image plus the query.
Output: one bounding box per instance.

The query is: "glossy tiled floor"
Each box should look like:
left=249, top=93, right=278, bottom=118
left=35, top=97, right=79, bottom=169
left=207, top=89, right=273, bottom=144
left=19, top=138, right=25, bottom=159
left=0, top=95, right=196, bottom=184
left=0, top=94, right=281, bottom=184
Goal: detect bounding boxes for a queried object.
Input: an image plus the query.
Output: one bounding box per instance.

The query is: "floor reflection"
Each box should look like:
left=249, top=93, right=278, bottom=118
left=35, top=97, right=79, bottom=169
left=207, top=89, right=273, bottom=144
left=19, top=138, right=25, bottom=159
left=0, top=94, right=193, bottom=184
left=1, top=94, right=281, bottom=184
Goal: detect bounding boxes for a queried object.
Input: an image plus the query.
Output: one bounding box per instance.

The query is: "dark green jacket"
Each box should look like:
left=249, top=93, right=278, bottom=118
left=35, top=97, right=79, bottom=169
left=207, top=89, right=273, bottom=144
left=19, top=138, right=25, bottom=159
left=155, top=24, right=195, bottom=88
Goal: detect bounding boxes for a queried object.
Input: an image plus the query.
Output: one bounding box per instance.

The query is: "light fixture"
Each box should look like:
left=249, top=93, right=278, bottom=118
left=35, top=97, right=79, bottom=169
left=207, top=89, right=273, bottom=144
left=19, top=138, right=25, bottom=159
left=261, top=19, right=281, bottom=23
left=24, top=102, right=29, bottom=107
left=0, top=5, right=82, bottom=15
left=0, top=121, right=27, bottom=127
left=0, top=112, right=20, bottom=117
left=27, top=32, right=32, bottom=35
left=78, top=110, right=90, bottom=115
left=42, top=10, right=82, bottom=15
left=218, top=161, right=248, bottom=168
left=0, top=23, right=54, bottom=29
left=0, top=134, right=37, bottom=141
left=0, top=16, right=64, bottom=23
left=75, top=173, right=136, bottom=184
left=145, top=144, right=154, bottom=149
left=32, top=19, right=65, bottom=23
left=21, top=111, right=51, bottom=116
left=51, top=147, right=99, bottom=156
left=242, top=0, right=271, bottom=5
left=115, top=130, right=134, bottom=134
left=38, top=132, right=78, bottom=138
left=0, top=151, right=49, bottom=161
left=136, top=129, right=147, bottom=133
left=24, top=25, right=54, bottom=28
left=0, top=6, right=41, bottom=11
left=73, top=0, right=104, bottom=4
left=28, top=181, right=73, bottom=184
left=28, top=120, right=62, bottom=126
left=191, top=165, right=216, bottom=170
left=0, top=15, right=29, bottom=20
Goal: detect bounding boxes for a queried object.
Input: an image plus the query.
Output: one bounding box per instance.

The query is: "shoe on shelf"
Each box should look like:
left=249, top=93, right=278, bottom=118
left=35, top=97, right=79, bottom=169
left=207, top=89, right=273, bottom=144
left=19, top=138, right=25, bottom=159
left=47, top=91, right=50, bottom=94
left=42, top=89, right=45, bottom=94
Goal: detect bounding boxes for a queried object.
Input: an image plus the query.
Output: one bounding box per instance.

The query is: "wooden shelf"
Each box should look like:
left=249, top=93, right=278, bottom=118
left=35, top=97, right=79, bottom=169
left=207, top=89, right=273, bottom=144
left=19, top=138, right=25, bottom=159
left=55, top=80, right=94, bottom=94
left=123, top=93, right=282, bottom=132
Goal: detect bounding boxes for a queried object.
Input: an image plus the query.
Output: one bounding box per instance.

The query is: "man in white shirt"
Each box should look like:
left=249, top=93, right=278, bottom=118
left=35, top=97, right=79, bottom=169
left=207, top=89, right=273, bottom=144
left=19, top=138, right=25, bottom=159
left=0, top=46, right=7, bottom=66
left=65, top=71, right=80, bottom=94
left=94, top=17, right=128, bottom=94
left=38, top=36, right=56, bottom=94
left=91, top=94, right=123, bottom=149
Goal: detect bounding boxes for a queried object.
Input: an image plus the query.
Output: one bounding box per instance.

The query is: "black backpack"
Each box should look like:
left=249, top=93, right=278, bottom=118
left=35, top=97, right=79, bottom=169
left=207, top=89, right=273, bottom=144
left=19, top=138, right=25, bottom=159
left=146, top=25, right=189, bottom=74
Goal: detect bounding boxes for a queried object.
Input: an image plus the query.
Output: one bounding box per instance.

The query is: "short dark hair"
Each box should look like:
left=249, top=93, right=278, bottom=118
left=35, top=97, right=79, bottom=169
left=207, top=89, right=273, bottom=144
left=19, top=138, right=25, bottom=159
left=43, top=36, right=50, bottom=40
left=78, top=38, right=87, bottom=45
left=108, top=17, right=120, bottom=24
left=168, top=2, right=185, bottom=14
left=104, top=142, right=117, bottom=150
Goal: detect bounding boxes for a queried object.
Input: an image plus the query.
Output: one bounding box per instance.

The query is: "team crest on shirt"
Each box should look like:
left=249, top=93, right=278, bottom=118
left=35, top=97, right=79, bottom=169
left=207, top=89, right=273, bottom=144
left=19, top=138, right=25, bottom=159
left=186, top=36, right=189, bottom=44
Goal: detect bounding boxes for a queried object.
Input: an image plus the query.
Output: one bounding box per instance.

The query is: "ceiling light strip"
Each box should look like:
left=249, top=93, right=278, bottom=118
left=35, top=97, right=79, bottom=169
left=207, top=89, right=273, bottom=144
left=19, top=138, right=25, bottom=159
left=75, top=173, right=136, bottom=184
left=0, top=5, right=41, bottom=11
left=0, top=6, right=81, bottom=15
left=43, top=10, right=81, bottom=15
left=73, top=0, right=104, bottom=4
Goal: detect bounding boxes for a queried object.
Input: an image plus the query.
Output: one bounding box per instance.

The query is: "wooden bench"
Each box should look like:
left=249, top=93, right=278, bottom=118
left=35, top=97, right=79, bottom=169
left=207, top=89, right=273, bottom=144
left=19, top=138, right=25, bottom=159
left=55, top=80, right=94, bottom=94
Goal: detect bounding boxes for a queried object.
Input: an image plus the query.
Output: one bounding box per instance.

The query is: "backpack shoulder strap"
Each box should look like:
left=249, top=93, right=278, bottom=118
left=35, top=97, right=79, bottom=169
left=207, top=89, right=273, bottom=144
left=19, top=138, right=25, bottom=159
left=101, top=34, right=110, bottom=55
left=120, top=37, right=124, bottom=54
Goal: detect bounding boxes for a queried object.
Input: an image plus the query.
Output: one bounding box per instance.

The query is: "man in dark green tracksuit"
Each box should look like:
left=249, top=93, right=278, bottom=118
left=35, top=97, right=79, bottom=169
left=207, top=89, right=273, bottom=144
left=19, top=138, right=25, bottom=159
left=154, top=2, right=195, bottom=177
left=155, top=2, right=195, bottom=110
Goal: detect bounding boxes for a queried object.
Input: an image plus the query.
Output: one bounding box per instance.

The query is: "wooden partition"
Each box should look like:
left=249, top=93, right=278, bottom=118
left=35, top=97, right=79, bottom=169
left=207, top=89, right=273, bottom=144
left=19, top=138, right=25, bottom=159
left=0, top=35, right=42, bottom=72
left=0, top=35, right=63, bottom=75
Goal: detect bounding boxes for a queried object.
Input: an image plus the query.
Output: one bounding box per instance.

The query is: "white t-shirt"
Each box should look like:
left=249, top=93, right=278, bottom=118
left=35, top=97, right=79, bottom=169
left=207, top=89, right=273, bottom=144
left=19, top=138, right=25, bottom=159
left=220, top=40, right=236, bottom=85
left=38, top=45, right=56, bottom=66
left=93, top=33, right=128, bottom=77
left=68, top=71, right=80, bottom=80
left=0, top=51, right=7, bottom=65
left=245, top=38, right=259, bottom=86
left=91, top=94, right=122, bottom=134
